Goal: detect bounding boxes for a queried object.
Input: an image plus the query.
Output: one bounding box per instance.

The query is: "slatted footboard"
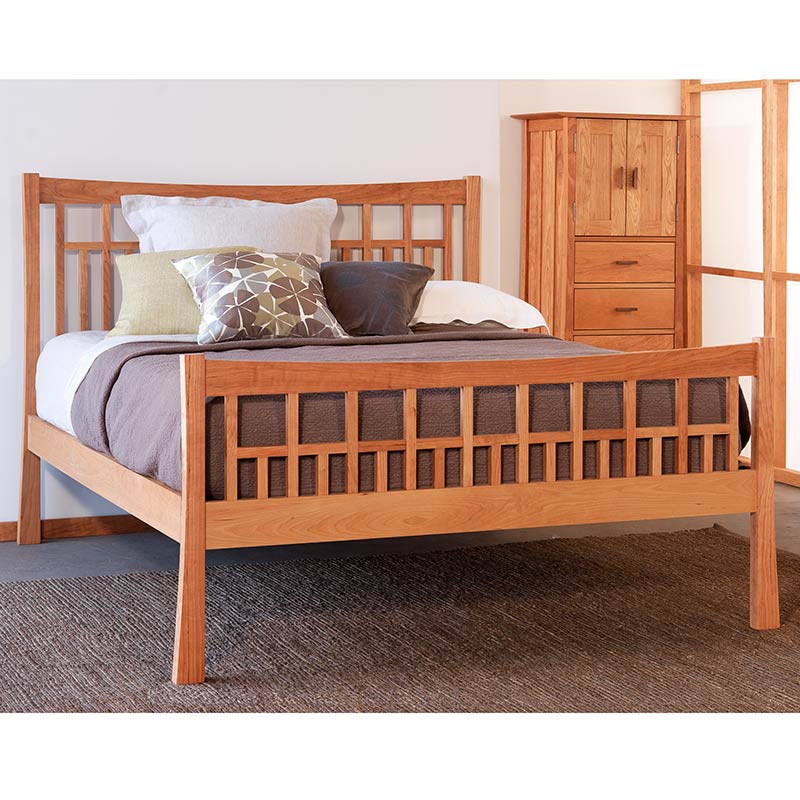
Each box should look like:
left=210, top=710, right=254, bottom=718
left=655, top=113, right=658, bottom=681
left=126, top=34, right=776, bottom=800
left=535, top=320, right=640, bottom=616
left=171, top=339, right=778, bottom=683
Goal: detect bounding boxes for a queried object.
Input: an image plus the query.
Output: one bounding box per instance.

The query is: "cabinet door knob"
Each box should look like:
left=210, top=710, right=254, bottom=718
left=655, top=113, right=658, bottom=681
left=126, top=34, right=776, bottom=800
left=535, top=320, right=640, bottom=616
left=615, top=307, right=639, bottom=312
left=631, top=167, right=639, bottom=189
left=616, top=166, right=625, bottom=189
left=614, top=260, right=639, bottom=266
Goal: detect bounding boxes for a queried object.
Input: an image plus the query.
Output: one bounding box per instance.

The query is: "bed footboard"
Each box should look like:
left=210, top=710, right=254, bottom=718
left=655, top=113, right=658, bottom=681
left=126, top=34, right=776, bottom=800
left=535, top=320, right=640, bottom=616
left=172, top=338, right=778, bottom=684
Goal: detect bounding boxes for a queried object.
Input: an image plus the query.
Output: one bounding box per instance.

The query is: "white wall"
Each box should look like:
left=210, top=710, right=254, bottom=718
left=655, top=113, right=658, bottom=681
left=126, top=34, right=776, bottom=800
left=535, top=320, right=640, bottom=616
left=0, top=80, right=501, bottom=522
left=0, top=79, right=686, bottom=523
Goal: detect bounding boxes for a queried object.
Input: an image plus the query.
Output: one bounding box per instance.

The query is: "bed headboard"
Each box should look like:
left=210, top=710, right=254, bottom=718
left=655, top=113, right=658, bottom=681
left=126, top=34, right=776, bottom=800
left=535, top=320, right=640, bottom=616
left=20, top=173, right=480, bottom=427
left=23, top=174, right=480, bottom=335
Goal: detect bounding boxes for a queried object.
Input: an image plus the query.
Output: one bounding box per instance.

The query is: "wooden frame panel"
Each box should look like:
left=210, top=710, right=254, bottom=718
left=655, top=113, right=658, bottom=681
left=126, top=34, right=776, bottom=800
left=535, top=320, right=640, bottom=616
left=681, top=78, right=798, bottom=486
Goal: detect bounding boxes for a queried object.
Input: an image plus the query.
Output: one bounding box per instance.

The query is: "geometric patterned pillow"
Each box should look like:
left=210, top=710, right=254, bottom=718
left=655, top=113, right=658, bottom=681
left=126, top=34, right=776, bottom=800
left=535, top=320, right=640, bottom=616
left=171, top=250, right=348, bottom=344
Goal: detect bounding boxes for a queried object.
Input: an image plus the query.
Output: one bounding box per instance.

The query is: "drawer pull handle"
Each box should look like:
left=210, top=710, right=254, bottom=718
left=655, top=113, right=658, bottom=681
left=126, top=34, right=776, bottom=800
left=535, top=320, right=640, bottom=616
left=615, top=306, right=639, bottom=313
left=614, top=260, right=639, bottom=266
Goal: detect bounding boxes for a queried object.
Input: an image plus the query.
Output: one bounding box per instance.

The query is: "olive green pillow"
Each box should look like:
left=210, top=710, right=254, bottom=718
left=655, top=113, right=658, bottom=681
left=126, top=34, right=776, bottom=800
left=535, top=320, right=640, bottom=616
left=108, top=246, right=257, bottom=337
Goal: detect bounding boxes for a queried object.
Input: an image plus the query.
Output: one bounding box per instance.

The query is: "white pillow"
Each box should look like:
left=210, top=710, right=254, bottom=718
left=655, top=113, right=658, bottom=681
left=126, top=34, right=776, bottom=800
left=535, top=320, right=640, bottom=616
left=121, top=195, right=338, bottom=261
left=411, top=281, right=549, bottom=331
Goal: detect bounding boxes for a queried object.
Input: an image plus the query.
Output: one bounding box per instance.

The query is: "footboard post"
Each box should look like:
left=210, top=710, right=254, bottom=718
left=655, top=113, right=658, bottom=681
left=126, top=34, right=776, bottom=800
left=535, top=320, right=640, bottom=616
left=750, top=337, right=780, bottom=629
left=172, top=354, right=207, bottom=684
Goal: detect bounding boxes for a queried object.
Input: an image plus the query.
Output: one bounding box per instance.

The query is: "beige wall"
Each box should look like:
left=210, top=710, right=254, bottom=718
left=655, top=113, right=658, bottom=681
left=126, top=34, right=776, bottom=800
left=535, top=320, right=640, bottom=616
left=0, top=80, right=685, bottom=522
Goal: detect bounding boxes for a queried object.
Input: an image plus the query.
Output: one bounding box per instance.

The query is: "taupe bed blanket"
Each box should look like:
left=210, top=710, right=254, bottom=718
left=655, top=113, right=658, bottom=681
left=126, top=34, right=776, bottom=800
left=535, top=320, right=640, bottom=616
left=71, top=331, right=749, bottom=498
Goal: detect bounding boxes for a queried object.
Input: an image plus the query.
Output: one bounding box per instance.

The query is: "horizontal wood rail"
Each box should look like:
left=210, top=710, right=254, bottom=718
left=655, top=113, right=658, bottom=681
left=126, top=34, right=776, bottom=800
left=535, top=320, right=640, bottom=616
left=684, top=80, right=799, bottom=94
left=38, top=176, right=470, bottom=205
left=204, top=344, right=758, bottom=396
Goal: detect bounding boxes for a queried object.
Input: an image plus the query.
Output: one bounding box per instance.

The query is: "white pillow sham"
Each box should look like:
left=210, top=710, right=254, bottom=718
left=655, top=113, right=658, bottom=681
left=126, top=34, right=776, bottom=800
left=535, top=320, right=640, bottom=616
left=121, top=195, right=338, bottom=261
left=411, top=280, right=549, bottom=331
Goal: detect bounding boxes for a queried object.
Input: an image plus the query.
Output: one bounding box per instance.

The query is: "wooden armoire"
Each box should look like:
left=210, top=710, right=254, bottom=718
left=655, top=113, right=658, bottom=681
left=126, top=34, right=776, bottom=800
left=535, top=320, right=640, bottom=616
left=513, top=112, right=692, bottom=350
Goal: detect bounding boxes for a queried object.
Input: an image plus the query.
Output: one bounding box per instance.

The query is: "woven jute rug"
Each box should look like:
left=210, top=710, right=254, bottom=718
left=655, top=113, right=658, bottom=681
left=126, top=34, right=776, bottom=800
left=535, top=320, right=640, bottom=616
left=2, top=526, right=800, bottom=712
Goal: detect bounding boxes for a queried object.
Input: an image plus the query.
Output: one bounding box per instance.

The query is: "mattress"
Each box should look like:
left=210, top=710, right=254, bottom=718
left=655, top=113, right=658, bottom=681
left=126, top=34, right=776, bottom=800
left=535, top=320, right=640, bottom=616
left=57, top=330, right=748, bottom=498
left=36, top=331, right=195, bottom=435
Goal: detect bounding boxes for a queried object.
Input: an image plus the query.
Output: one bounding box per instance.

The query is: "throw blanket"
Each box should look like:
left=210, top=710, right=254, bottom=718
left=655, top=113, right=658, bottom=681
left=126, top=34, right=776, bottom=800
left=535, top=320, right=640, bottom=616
left=71, top=331, right=749, bottom=497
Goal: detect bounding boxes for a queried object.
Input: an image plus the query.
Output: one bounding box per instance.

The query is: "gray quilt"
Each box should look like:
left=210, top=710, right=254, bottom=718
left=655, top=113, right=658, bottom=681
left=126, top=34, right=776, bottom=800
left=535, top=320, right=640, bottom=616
left=70, top=331, right=747, bottom=498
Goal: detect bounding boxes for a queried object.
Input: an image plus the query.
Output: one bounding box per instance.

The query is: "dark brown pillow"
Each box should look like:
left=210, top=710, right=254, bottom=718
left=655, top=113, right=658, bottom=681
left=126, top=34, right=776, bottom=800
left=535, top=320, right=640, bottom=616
left=320, top=261, right=433, bottom=336
left=411, top=320, right=511, bottom=334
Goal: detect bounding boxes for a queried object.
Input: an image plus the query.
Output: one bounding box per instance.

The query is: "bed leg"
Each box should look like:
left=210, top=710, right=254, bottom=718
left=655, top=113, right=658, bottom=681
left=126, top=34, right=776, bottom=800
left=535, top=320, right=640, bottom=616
left=172, top=353, right=207, bottom=684
left=750, top=337, right=780, bottom=630
left=172, top=535, right=206, bottom=685
left=17, top=447, right=42, bottom=545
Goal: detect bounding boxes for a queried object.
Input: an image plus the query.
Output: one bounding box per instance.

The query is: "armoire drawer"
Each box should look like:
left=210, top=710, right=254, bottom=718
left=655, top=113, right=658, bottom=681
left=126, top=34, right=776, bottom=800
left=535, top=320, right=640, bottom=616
left=573, top=288, right=675, bottom=330
left=574, top=242, right=675, bottom=283
left=574, top=333, right=674, bottom=352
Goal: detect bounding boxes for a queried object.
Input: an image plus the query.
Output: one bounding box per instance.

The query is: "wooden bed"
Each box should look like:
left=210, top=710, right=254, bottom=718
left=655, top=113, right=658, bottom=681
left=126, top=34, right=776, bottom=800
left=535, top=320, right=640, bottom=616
left=17, top=173, right=780, bottom=685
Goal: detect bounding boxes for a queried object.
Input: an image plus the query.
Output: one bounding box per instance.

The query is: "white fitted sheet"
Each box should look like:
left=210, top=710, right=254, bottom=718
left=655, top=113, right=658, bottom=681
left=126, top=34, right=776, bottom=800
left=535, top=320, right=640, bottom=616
left=36, top=331, right=195, bottom=435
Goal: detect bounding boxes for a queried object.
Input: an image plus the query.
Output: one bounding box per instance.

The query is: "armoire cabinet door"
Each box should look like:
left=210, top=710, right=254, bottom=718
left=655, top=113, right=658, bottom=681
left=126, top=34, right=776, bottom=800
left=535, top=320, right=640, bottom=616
left=625, top=120, right=677, bottom=236
left=575, top=119, right=627, bottom=236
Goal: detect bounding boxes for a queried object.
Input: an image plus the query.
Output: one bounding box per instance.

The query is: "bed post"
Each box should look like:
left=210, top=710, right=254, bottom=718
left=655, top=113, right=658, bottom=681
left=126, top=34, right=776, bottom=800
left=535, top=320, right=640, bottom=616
left=463, top=175, right=481, bottom=282
left=750, top=336, right=780, bottom=630
left=172, top=353, right=207, bottom=684
left=18, top=173, right=42, bottom=545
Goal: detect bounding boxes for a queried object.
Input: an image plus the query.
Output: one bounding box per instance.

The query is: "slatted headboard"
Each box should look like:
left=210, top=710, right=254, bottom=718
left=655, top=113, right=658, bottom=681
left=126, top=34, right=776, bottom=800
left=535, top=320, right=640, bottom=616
left=20, top=173, right=481, bottom=434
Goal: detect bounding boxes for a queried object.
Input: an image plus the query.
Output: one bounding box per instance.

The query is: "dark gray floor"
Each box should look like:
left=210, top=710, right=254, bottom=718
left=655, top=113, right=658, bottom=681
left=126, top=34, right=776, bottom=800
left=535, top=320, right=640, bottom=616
left=1, top=484, right=798, bottom=584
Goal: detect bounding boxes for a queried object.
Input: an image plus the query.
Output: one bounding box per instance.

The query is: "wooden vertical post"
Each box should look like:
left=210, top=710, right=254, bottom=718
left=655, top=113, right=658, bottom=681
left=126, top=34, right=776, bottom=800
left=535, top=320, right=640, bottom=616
left=761, top=79, right=789, bottom=468
left=750, top=337, right=780, bottom=630
left=463, top=175, right=481, bottom=282
left=173, top=354, right=207, bottom=684
left=18, top=173, right=42, bottom=545
left=681, top=80, right=703, bottom=347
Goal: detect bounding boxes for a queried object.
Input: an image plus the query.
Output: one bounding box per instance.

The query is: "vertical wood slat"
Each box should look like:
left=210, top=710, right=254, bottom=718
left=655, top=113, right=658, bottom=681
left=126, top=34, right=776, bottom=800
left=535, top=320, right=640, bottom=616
left=361, top=204, right=372, bottom=262
left=750, top=336, right=779, bottom=629
left=346, top=391, right=359, bottom=493
left=54, top=203, right=65, bottom=335
left=461, top=386, right=474, bottom=488
left=681, top=80, right=703, bottom=347
left=598, top=439, right=610, bottom=479
left=423, top=246, right=433, bottom=268
left=728, top=376, right=740, bottom=471
left=375, top=450, right=388, bottom=493
left=342, top=247, right=352, bottom=261
left=101, top=204, right=112, bottom=330
left=703, top=434, right=714, bottom=473
left=571, top=382, right=583, bottom=481
left=286, top=393, right=299, bottom=497
left=552, top=126, right=569, bottom=338
left=540, top=130, right=556, bottom=331
left=317, top=454, right=329, bottom=497
left=78, top=249, right=90, bottom=331
left=526, top=131, right=543, bottom=308
left=650, top=437, right=663, bottom=476
left=544, top=442, right=556, bottom=482
left=516, top=384, right=529, bottom=484
left=224, top=396, right=238, bottom=501
left=463, top=175, right=481, bottom=282
left=624, top=380, right=637, bottom=477
left=489, top=445, right=502, bottom=486
left=404, top=389, right=417, bottom=491
left=442, top=204, right=453, bottom=280
left=762, top=79, right=789, bottom=468
left=677, top=378, right=689, bottom=473
left=434, top=448, right=446, bottom=489
left=403, top=204, right=413, bottom=262
left=257, top=457, right=269, bottom=500
left=382, top=246, right=393, bottom=262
